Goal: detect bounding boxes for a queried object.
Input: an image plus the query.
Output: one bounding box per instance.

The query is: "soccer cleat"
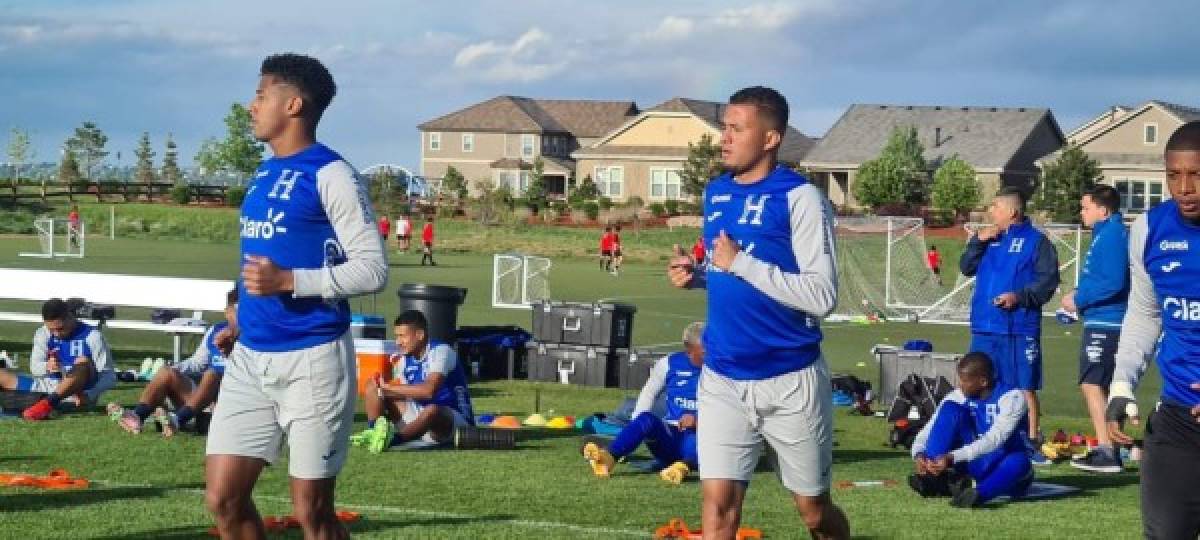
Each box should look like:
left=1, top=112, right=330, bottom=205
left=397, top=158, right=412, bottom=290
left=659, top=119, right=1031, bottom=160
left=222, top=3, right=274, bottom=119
left=105, top=402, right=125, bottom=422
left=1070, top=448, right=1122, bottom=474
left=659, top=461, right=690, bottom=485
left=117, top=410, right=143, bottom=434
left=367, top=419, right=396, bottom=454
left=137, top=358, right=155, bottom=381
left=22, top=398, right=54, bottom=421
left=950, top=486, right=980, bottom=508
left=582, top=442, right=615, bottom=478
left=154, top=407, right=178, bottom=438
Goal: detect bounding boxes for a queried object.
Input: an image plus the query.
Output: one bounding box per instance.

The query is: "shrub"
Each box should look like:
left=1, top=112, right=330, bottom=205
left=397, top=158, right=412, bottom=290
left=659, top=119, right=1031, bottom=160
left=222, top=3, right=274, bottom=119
left=226, top=186, right=246, bottom=206
left=678, top=201, right=700, bottom=215
left=663, top=199, right=681, bottom=216
left=625, top=195, right=645, bottom=208
left=583, top=201, right=600, bottom=221
left=598, top=196, right=613, bottom=210
left=170, top=185, right=191, bottom=205
left=649, top=202, right=667, bottom=218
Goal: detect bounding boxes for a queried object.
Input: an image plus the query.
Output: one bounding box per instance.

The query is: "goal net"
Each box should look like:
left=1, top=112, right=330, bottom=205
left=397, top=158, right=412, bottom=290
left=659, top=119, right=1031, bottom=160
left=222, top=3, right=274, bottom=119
left=19, top=218, right=85, bottom=259
left=492, top=254, right=552, bottom=309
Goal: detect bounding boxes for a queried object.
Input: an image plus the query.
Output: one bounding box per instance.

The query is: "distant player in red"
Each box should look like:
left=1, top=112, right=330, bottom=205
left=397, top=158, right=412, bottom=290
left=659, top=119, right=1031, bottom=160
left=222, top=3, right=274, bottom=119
left=691, top=236, right=706, bottom=264
left=926, top=245, right=943, bottom=286
left=67, top=205, right=81, bottom=248
left=600, top=227, right=614, bottom=271
left=420, top=217, right=436, bottom=266
left=611, top=225, right=624, bottom=276
left=378, top=214, right=391, bottom=245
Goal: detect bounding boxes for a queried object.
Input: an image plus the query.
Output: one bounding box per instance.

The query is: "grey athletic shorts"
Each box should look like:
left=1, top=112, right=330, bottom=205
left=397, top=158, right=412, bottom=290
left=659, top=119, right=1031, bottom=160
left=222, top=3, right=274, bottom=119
left=697, top=356, right=834, bottom=496
left=206, top=331, right=357, bottom=479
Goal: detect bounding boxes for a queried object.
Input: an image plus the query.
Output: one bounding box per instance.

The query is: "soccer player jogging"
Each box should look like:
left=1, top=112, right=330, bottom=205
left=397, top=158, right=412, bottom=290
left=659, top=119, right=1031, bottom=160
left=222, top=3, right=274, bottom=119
left=926, top=245, right=942, bottom=286
left=205, top=54, right=387, bottom=540
left=959, top=188, right=1059, bottom=463
left=0, top=298, right=116, bottom=420
left=1061, top=186, right=1128, bottom=474
left=667, top=87, right=850, bottom=539
left=108, top=288, right=238, bottom=437
left=909, top=353, right=1035, bottom=507
left=583, top=322, right=705, bottom=484
left=420, top=216, right=436, bottom=266
left=1107, top=121, right=1200, bottom=539
left=600, top=226, right=614, bottom=271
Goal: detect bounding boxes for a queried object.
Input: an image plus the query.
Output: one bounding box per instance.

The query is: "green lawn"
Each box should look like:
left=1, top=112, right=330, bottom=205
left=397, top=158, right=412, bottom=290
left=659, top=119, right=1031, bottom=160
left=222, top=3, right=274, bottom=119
left=0, top=234, right=1150, bottom=539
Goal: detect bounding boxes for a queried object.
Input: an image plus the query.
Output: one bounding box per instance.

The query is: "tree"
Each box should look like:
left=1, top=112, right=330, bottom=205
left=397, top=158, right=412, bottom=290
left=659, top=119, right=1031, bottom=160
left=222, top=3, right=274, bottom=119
left=133, top=132, right=157, bottom=188
left=6, top=127, right=33, bottom=200
left=161, top=133, right=183, bottom=185
left=1034, top=145, right=1100, bottom=222
left=930, top=156, right=980, bottom=220
left=218, top=103, right=263, bottom=178
left=524, top=157, right=548, bottom=209
left=65, top=121, right=108, bottom=182
left=680, top=133, right=722, bottom=198
left=194, top=137, right=223, bottom=178
left=56, top=147, right=82, bottom=203
left=442, top=166, right=467, bottom=200
left=852, top=126, right=928, bottom=210
left=569, top=174, right=600, bottom=203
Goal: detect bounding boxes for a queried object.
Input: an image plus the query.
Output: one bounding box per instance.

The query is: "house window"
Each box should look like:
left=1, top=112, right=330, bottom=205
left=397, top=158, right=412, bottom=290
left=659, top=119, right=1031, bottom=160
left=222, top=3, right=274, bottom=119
left=522, top=134, right=535, bottom=158
left=595, top=166, right=624, bottom=197
left=497, top=171, right=517, bottom=192
left=1144, top=123, right=1158, bottom=145
left=650, top=168, right=682, bottom=199
left=1115, top=179, right=1165, bottom=213
left=429, top=132, right=441, bottom=151
left=462, top=133, right=474, bottom=153
left=519, top=171, right=531, bottom=193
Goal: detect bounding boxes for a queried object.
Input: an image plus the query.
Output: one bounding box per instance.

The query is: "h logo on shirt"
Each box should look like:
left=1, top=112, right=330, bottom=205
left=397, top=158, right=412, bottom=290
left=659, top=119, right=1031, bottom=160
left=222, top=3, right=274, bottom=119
left=737, top=195, right=770, bottom=226
left=267, top=169, right=302, bottom=200
left=1008, top=238, right=1025, bottom=253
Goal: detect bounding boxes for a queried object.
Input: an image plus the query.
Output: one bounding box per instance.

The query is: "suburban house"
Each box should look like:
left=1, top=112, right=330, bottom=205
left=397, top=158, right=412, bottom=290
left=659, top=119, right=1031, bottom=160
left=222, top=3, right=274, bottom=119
left=1037, top=100, right=1200, bottom=215
left=418, top=96, right=638, bottom=197
left=800, top=104, right=1065, bottom=209
left=571, top=97, right=815, bottom=202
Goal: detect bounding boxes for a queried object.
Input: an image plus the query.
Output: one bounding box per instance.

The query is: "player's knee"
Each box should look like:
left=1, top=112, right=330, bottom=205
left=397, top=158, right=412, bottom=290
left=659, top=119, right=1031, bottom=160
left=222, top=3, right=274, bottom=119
left=205, top=487, right=246, bottom=519
left=794, top=494, right=831, bottom=530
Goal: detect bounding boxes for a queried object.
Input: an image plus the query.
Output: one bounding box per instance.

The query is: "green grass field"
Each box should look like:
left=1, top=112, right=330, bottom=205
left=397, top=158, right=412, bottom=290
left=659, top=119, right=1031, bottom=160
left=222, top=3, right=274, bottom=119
left=0, top=231, right=1152, bottom=539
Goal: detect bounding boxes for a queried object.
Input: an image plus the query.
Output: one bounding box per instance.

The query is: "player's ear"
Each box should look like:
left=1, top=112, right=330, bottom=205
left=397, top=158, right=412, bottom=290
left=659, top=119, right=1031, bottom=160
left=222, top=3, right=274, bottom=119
left=285, top=94, right=305, bottom=118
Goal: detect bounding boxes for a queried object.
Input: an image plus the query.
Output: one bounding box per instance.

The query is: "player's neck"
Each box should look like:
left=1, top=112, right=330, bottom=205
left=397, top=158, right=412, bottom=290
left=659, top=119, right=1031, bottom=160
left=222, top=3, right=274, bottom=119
left=733, top=155, right=777, bottom=185
left=268, top=125, right=317, bottom=158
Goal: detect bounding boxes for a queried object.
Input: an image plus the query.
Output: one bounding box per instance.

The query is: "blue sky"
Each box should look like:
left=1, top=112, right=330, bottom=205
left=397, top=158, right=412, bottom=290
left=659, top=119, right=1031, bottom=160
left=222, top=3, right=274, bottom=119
left=2, top=0, right=1199, bottom=172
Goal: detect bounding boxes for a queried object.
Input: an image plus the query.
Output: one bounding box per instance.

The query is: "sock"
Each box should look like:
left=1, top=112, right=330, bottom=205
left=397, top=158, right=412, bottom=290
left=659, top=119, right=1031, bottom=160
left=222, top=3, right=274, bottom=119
left=367, top=418, right=377, bottom=429
left=175, top=405, right=195, bottom=427
left=46, top=393, right=63, bottom=407
left=133, top=403, right=154, bottom=422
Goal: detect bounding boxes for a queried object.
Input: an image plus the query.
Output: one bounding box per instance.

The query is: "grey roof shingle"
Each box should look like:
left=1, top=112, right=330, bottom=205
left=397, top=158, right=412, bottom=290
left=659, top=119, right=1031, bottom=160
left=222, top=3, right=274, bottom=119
left=1154, top=100, right=1200, bottom=123
left=801, top=104, right=1061, bottom=169
left=418, top=96, right=637, bottom=137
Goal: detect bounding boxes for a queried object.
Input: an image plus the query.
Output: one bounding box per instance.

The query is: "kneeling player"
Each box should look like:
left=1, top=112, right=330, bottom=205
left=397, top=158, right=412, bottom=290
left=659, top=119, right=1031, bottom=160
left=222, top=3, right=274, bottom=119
left=583, top=322, right=703, bottom=484
left=0, top=298, right=115, bottom=420
left=359, top=310, right=475, bottom=453
left=909, top=352, right=1034, bottom=507
left=108, top=288, right=237, bottom=436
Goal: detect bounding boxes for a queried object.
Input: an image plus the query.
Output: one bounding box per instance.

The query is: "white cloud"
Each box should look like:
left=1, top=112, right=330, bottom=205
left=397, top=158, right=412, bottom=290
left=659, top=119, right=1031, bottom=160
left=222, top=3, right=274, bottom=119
left=636, top=16, right=695, bottom=43
left=452, top=27, right=566, bottom=83
left=711, top=1, right=845, bottom=31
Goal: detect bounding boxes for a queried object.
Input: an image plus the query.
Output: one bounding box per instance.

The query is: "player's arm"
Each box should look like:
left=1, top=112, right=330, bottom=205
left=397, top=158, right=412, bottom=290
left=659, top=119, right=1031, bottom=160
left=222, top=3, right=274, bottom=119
left=950, top=389, right=1028, bottom=464
left=631, top=357, right=668, bottom=418
left=174, top=327, right=214, bottom=377
left=28, top=327, right=49, bottom=376
left=1014, top=238, right=1060, bottom=307
left=1108, top=215, right=1158, bottom=441
left=382, top=346, right=454, bottom=401
left=85, top=330, right=113, bottom=374
left=958, top=236, right=987, bottom=277
left=291, top=162, right=388, bottom=300
left=727, top=184, right=838, bottom=317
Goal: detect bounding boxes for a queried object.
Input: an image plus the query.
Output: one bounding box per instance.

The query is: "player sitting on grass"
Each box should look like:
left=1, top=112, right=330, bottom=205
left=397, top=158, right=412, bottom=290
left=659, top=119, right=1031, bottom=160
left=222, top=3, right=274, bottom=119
left=0, top=298, right=116, bottom=420
left=583, top=322, right=704, bottom=484
left=355, top=310, right=475, bottom=453
left=909, top=352, right=1034, bottom=507
left=108, top=288, right=237, bottom=436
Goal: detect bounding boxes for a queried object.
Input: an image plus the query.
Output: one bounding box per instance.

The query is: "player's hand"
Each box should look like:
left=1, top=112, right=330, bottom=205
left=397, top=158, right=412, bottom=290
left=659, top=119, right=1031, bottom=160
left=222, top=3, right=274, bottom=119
left=678, top=414, right=697, bottom=431
left=667, top=244, right=694, bottom=288
left=214, top=325, right=238, bottom=356
left=993, top=292, right=1019, bottom=310
left=1191, top=383, right=1200, bottom=422
left=1061, top=291, right=1077, bottom=313
left=927, top=454, right=953, bottom=475
left=1106, top=381, right=1139, bottom=445
left=242, top=255, right=294, bottom=296
left=712, top=230, right=739, bottom=271
left=913, top=453, right=929, bottom=475
left=45, top=357, right=60, bottom=374
left=976, top=226, right=1000, bottom=242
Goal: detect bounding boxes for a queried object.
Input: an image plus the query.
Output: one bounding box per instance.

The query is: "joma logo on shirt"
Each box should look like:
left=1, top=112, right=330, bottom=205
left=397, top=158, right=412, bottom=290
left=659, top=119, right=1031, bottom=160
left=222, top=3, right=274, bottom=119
left=240, top=209, right=288, bottom=239
left=673, top=396, right=697, bottom=411
left=1164, top=296, right=1200, bottom=320
left=1160, top=239, right=1189, bottom=252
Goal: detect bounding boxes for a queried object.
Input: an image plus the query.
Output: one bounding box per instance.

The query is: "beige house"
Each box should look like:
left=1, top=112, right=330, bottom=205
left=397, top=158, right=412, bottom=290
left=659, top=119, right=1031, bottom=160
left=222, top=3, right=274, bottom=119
left=571, top=97, right=815, bottom=202
left=800, top=104, right=1065, bottom=209
left=418, top=96, right=637, bottom=197
left=1037, top=100, right=1200, bottom=215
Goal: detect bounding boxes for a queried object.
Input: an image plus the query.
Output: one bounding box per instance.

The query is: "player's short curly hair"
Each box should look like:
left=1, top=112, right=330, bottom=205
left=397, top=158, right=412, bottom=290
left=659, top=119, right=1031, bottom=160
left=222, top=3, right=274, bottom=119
left=261, top=53, right=337, bottom=122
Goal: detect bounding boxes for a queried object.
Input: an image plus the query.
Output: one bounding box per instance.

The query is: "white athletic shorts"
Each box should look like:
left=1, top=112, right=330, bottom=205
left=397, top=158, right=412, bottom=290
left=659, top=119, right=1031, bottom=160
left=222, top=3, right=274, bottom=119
left=206, top=331, right=356, bottom=479
left=401, top=400, right=470, bottom=444
left=697, top=356, right=834, bottom=496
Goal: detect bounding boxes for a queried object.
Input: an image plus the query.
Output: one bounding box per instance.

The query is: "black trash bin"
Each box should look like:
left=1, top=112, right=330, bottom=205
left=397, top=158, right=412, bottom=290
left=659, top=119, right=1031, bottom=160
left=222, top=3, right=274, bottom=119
left=396, top=284, right=467, bottom=344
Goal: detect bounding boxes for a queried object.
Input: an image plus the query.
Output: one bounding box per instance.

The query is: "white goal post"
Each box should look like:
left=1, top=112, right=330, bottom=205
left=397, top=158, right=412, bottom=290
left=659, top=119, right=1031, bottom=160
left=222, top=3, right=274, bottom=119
left=492, top=253, right=552, bottom=309
left=19, top=218, right=86, bottom=259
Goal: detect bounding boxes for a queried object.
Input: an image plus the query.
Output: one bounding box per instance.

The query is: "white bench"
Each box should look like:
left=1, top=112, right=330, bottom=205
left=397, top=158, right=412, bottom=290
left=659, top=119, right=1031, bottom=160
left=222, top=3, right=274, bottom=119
left=0, top=268, right=235, bottom=363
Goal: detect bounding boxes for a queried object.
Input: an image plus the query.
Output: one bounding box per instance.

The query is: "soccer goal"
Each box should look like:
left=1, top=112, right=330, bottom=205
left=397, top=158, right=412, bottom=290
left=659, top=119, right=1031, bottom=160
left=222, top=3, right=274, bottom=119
left=18, top=218, right=85, bottom=259
left=829, top=217, right=1080, bottom=325
left=492, top=254, right=552, bottom=309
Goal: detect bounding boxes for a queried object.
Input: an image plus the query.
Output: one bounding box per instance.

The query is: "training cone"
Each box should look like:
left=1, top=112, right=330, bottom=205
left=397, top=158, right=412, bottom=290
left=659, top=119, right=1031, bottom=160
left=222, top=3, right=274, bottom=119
left=523, top=413, right=547, bottom=427
left=476, top=414, right=496, bottom=426
left=491, top=415, right=522, bottom=429
left=545, top=416, right=573, bottom=429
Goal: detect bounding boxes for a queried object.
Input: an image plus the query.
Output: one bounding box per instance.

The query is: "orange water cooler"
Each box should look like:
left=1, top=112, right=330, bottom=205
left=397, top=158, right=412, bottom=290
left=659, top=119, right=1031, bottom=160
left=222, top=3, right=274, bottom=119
left=354, top=339, right=398, bottom=396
